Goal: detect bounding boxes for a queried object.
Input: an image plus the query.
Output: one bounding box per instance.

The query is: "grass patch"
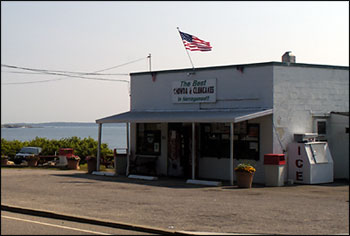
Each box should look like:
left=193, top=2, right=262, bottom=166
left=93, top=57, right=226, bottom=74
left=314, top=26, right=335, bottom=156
left=79, top=163, right=88, bottom=172
left=78, top=163, right=112, bottom=172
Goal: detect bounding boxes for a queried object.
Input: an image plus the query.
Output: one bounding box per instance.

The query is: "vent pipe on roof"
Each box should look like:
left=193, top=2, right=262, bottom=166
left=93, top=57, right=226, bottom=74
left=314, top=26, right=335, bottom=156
left=282, top=51, right=296, bottom=63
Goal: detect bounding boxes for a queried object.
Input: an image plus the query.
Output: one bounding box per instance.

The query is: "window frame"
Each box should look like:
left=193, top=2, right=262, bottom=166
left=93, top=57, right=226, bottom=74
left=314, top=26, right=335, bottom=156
left=199, top=122, right=260, bottom=161
left=136, top=123, right=162, bottom=156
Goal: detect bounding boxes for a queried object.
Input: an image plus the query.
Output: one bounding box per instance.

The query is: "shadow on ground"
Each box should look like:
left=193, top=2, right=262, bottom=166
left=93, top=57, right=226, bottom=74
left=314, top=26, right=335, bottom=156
left=50, top=171, right=349, bottom=190
left=50, top=172, right=211, bottom=189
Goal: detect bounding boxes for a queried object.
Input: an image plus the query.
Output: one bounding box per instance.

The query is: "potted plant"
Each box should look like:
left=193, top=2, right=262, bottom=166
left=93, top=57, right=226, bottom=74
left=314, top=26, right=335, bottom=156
left=26, top=155, right=40, bottom=167
left=234, top=163, right=256, bottom=188
left=66, top=155, right=81, bottom=170
left=1, top=155, right=9, bottom=166
left=86, top=156, right=97, bottom=174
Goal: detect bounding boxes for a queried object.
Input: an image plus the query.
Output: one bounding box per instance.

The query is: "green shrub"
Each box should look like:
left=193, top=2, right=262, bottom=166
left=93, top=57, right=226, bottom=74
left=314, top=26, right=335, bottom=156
left=0, top=137, right=113, bottom=162
left=1, top=139, right=23, bottom=158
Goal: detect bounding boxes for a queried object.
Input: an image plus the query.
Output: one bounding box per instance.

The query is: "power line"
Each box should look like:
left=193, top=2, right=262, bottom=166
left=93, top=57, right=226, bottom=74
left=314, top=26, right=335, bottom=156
left=94, top=57, right=147, bottom=73
left=2, top=72, right=130, bottom=85
left=1, top=71, right=130, bottom=85
left=1, top=56, right=148, bottom=85
left=2, top=78, right=66, bottom=85
left=1, top=70, right=129, bottom=76
left=2, top=69, right=130, bottom=83
left=1, top=58, right=147, bottom=75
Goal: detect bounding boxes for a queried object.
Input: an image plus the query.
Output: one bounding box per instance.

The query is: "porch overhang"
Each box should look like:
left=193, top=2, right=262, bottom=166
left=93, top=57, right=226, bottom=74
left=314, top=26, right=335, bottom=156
left=96, top=109, right=273, bottom=124
left=95, top=108, right=273, bottom=185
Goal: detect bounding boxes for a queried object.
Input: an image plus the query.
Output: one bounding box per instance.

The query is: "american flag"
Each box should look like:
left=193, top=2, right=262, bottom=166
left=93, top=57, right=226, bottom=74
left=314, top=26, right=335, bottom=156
left=179, top=31, right=212, bottom=52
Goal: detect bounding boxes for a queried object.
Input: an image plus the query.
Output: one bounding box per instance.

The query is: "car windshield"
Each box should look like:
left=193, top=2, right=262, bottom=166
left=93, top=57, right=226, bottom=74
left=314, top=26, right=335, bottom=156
left=19, top=147, right=41, bottom=154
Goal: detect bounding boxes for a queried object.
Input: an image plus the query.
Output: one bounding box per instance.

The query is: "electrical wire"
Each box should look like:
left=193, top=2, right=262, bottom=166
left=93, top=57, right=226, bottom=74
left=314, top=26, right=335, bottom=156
left=2, top=73, right=130, bottom=85
left=93, top=57, right=146, bottom=73
left=1, top=71, right=130, bottom=84
left=1, top=70, right=129, bottom=76
left=1, top=56, right=148, bottom=85
left=2, top=70, right=130, bottom=83
left=2, top=78, right=66, bottom=85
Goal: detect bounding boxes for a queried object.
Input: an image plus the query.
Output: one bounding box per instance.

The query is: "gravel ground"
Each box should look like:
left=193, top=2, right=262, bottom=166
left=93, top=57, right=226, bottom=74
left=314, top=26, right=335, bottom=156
left=1, top=168, right=349, bottom=235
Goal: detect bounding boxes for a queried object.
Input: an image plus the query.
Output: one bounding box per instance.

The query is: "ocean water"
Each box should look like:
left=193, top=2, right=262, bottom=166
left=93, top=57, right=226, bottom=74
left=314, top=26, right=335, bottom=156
left=1, top=123, right=127, bottom=149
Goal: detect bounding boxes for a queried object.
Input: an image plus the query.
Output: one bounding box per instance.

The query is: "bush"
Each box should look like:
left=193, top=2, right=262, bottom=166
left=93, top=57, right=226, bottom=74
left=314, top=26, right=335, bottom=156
left=1, top=139, right=23, bottom=158
left=0, top=137, right=113, bottom=162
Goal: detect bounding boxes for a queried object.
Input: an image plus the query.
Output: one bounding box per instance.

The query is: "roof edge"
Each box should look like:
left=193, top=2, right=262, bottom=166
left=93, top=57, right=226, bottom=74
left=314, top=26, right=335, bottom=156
left=130, top=61, right=349, bottom=76
left=95, top=108, right=273, bottom=124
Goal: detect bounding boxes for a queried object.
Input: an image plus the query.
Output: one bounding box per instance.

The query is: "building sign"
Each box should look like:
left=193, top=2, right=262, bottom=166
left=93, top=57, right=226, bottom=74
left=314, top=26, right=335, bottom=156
left=172, top=79, right=216, bottom=103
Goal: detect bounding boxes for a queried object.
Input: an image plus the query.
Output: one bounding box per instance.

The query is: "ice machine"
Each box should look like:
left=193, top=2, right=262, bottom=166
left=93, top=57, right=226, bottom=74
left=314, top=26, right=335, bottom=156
left=288, top=133, right=333, bottom=184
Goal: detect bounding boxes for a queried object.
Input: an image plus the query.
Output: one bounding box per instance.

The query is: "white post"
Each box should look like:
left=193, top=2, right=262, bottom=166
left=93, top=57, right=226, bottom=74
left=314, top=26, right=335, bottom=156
left=192, top=122, right=195, bottom=180
left=97, top=123, right=102, bottom=172
left=114, top=148, right=117, bottom=175
left=126, top=122, right=130, bottom=176
left=230, top=122, right=234, bottom=185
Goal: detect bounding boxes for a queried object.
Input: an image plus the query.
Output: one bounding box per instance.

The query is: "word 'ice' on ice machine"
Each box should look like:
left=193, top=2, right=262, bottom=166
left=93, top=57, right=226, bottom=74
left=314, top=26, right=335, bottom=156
left=288, top=133, right=333, bottom=184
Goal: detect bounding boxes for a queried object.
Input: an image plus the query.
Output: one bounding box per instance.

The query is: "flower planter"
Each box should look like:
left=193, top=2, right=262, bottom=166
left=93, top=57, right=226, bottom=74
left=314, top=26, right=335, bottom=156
left=235, top=171, right=254, bottom=188
left=67, top=159, right=80, bottom=170
left=86, top=157, right=97, bottom=174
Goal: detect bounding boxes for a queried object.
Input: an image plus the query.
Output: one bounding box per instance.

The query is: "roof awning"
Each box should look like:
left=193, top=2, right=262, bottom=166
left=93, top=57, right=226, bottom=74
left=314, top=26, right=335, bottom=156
left=96, top=109, right=273, bottom=124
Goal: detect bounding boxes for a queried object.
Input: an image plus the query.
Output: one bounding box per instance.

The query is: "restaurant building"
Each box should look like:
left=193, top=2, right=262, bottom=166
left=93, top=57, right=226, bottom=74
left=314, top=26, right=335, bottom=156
left=96, top=56, right=349, bottom=184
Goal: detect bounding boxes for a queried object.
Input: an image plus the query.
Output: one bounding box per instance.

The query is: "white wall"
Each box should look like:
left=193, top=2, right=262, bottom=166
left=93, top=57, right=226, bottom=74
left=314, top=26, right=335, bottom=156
left=130, top=65, right=274, bottom=182
left=130, top=65, right=273, bottom=111
left=273, top=66, right=349, bottom=153
left=328, top=113, right=349, bottom=180
left=273, top=65, right=349, bottom=182
left=198, top=115, right=273, bottom=184
left=128, top=63, right=348, bottom=182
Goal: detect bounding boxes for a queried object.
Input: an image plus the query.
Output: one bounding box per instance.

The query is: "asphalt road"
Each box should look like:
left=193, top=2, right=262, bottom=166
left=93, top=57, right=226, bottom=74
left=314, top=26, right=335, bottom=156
left=1, top=168, right=349, bottom=235
left=1, top=211, right=154, bottom=235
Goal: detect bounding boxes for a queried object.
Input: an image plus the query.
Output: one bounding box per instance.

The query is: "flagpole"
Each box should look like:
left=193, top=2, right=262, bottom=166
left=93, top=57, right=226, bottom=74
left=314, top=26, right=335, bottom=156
left=177, top=27, right=195, bottom=71
left=147, top=53, right=151, bottom=72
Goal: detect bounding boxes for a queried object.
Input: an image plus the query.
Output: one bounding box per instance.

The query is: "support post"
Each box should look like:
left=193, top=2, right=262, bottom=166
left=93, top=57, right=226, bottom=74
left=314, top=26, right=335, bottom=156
left=97, top=123, right=102, bottom=172
left=230, top=122, right=234, bottom=185
left=192, top=122, right=196, bottom=180
left=114, top=148, right=117, bottom=175
left=126, top=123, right=130, bottom=176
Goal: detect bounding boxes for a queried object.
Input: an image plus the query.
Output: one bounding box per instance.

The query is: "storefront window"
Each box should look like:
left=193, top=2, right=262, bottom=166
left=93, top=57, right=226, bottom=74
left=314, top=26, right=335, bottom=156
left=136, top=123, right=161, bottom=155
left=200, top=122, right=260, bottom=160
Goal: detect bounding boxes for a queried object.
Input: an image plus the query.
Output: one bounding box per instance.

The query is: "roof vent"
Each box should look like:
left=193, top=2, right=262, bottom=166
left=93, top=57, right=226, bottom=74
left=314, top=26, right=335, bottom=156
left=282, top=51, right=296, bottom=63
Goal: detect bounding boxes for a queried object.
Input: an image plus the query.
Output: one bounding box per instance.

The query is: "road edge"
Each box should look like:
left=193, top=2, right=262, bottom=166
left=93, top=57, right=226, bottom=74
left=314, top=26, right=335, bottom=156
left=1, top=204, right=184, bottom=235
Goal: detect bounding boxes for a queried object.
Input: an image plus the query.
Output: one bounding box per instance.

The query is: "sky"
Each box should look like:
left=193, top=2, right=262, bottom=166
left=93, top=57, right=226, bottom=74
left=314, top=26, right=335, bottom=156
left=1, top=1, right=349, bottom=124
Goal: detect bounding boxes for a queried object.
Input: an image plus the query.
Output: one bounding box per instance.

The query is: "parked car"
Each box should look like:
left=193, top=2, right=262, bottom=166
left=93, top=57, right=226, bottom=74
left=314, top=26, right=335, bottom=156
left=14, top=147, right=42, bottom=164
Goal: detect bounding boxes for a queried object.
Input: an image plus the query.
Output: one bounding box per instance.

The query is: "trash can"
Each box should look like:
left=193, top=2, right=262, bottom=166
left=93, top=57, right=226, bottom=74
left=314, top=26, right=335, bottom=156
left=114, top=149, right=127, bottom=175
left=264, top=154, right=286, bottom=187
left=86, top=156, right=97, bottom=174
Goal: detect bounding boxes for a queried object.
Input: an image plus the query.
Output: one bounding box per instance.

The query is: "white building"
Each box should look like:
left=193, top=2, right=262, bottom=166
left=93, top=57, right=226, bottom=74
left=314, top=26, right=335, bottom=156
left=96, top=59, right=349, bottom=184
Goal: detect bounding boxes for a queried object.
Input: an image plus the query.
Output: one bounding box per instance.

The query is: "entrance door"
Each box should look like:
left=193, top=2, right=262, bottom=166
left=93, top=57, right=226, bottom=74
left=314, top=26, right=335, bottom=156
left=168, top=123, right=192, bottom=178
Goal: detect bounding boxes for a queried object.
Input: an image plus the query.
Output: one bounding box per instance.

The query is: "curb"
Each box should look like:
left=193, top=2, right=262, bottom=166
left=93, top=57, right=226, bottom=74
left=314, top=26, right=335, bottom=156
left=1, top=204, right=184, bottom=235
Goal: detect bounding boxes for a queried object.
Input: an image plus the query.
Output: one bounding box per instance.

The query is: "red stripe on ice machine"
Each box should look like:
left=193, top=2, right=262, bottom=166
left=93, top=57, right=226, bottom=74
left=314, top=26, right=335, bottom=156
left=287, top=133, right=334, bottom=184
